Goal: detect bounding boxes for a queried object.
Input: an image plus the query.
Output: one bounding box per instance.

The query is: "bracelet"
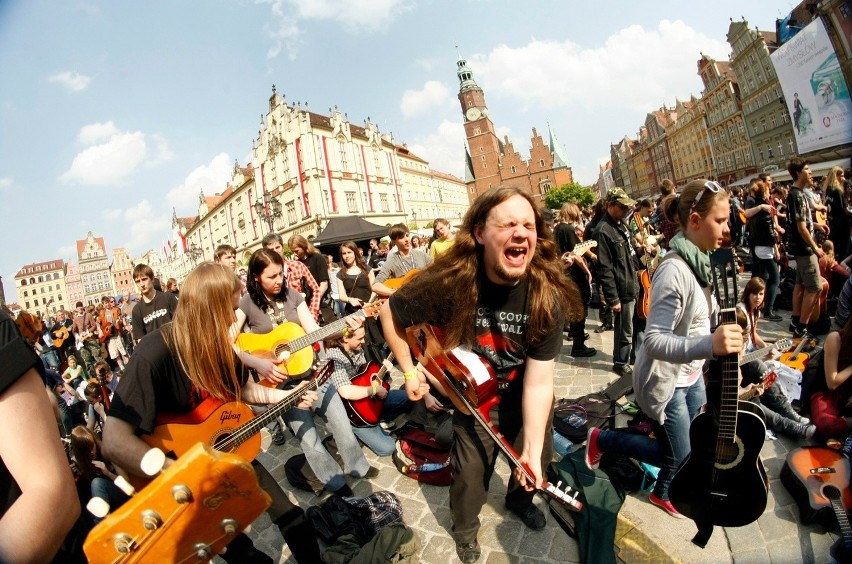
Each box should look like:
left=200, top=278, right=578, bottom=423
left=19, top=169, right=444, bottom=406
left=403, top=369, right=418, bottom=381
left=371, top=382, right=379, bottom=397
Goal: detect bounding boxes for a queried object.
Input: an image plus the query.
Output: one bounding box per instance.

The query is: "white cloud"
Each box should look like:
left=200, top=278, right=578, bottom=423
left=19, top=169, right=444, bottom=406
left=408, top=120, right=466, bottom=178
left=59, top=123, right=173, bottom=186
left=400, top=80, right=452, bottom=118
left=78, top=121, right=120, bottom=144
left=48, top=71, right=91, bottom=92
left=259, top=0, right=409, bottom=59
left=0, top=177, right=12, bottom=188
left=166, top=152, right=233, bottom=212
left=56, top=245, right=76, bottom=259
left=103, top=200, right=171, bottom=253
left=472, top=20, right=729, bottom=113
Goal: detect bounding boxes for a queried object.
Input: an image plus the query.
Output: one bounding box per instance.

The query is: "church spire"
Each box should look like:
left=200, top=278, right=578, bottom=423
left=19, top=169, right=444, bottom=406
left=456, top=47, right=480, bottom=93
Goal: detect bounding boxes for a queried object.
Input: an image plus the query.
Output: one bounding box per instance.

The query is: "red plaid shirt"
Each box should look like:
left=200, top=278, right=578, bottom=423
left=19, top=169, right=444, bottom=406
left=285, top=259, right=320, bottom=320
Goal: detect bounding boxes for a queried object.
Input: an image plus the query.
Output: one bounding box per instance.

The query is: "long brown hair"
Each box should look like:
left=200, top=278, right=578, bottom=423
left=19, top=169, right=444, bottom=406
left=69, top=425, right=103, bottom=482
left=339, top=240, right=368, bottom=273
left=393, top=185, right=583, bottom=348
left=740, top=276, right=766, bottom=312
left=664, top=179, right=729, bottom=228
left=163, top=262, right=242, bottom=401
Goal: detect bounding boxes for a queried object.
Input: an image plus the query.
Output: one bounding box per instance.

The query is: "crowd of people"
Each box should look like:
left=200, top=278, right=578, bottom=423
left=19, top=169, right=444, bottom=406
left=2, top=159, right=851, bottom=562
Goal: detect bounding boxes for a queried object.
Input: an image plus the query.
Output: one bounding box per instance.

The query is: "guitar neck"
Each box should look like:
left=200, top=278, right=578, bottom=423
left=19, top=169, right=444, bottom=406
left=740, top=345, right=774, bottom=366
left=832, top=498, right=852, bottom=550
left=718, top=307, right=741, bottom=443
left=280, top=314, right=359, bottom=356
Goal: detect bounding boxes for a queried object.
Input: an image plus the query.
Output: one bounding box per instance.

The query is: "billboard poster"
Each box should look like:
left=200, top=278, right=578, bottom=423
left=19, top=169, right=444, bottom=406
left=771, top=19, right=852, bottom=153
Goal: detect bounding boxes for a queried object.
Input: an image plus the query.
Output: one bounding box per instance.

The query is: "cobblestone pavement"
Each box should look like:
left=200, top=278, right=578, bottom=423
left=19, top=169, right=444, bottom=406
left=239, top=308, right=841, bottom=563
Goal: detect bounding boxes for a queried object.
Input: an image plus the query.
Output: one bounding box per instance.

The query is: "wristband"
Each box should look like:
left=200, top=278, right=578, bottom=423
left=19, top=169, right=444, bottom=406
left=403, top=369, right=418, bottom=381
left=342, top=327, right=350, bottom=338
left=371, top=382, right=379, bottom=397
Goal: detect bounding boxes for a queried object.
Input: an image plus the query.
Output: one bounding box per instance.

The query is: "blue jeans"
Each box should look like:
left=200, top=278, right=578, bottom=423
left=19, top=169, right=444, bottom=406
left=333, top=299, right=346, bottom=319
left=283, top=381, right=369, bottom=492
left=613, top=299, right=635, bottom=366
left=751, top=253, right=780, bottom=312
left=598, top=376, right=705, bottom=499
left=90, top=476, right=130, bottom=523
left=352, top=390, right=411, bottom=456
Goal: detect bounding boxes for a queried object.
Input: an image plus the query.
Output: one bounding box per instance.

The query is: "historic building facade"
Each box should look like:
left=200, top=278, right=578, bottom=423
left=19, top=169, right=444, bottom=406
left=727, top=20, right=798, bottom=173
left=64, top=262, right=84, bottom=307
left=77, top=232, right=113, bottom=305
left=457, top=55, right=573, bottom=203
left=111, top=247, right=135, bottom=296
left=668, top=97, right=715, bottom=183
left=15, top=259, right=67, bottom=317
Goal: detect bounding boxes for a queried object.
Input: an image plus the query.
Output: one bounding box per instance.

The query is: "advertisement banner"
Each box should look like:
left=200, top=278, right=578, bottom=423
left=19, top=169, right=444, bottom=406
left=771, top=19, right=852, bottom=153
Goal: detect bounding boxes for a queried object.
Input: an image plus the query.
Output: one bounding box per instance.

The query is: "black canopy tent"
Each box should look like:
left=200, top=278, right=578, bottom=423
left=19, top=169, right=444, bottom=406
left=310, top=216, right=390, bottom=248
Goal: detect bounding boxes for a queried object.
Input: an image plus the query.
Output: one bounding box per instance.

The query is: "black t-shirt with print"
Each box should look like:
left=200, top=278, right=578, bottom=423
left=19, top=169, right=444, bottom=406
left=0, top=310, right=47, bottom=519
left=109, top=326, right=247, bottom=434
left=389, top=276, right=563, bottom=408
left=786, top=187, right=813, bottom=256
left=131, top=290, right=178, bottom=342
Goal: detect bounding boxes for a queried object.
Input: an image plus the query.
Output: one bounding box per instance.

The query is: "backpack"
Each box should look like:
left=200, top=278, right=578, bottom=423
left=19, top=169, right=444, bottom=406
left=392, top=426, right=452, bottom=486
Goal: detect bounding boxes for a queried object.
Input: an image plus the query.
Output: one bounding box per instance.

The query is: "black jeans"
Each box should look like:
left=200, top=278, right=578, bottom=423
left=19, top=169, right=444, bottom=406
left=449, top=400, right=553, bottom=543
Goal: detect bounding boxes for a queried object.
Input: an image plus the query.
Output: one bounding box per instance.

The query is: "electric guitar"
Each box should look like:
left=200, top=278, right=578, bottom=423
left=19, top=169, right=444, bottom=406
left=406, top=323, right=584, bottom=513
left=343, top=353, right=394, bottom=427
left=139, top=360, right=333, bottom=471
left=570, top=240, right=597, bottom=256
left=738, top=338, right=793, bottom=366
left=781, top=446, right=852, bottom=562
left=738, top=371, right=778, bottom=402
left=669, top=256, right=768, bottom=531
left=52, top=326, right=71, bottom=348
left=236, top=301, right=383, bottom=379
left=83, top=443, right=271, bottom=564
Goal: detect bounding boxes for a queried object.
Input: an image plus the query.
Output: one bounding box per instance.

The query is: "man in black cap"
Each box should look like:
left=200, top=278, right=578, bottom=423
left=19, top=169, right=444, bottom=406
left=594, top=187, right=639, bottom=376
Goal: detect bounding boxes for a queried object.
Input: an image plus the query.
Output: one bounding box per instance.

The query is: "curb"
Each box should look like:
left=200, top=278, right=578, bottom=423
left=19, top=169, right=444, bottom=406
left=614, top=510, right=678, bottom=563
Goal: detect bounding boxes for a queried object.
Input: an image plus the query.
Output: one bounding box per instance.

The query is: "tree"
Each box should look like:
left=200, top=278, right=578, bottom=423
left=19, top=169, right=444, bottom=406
left=544, top=183, right=596, bottom=210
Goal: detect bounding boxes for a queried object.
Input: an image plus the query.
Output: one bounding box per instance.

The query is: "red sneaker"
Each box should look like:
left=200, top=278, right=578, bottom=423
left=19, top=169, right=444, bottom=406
left=649, top=492, right=686, bottom=519
left=585, top=427, right=603, bottom=470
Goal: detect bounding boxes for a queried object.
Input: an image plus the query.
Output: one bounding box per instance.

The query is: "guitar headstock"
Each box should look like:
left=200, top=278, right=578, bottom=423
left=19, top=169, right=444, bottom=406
left=774, top=338, right=793, bottom=354
left=84, top=443, right=270, bottom=563
left=359, top=300, right=385, bottom=320
left=312, top=359, right=335, bottom=386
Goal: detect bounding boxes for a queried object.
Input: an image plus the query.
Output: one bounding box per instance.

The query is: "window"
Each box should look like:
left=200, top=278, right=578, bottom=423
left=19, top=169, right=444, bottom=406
left=286, top=201, right=297, bottom=224
left=338, top=139, right=348, bottom=170
left=539, top=159, right=545, bottom=167
left=511, top=166, right=516, bottom=174
left=380, top=193, right=389, bottom=213
left=23, top=290, right=27, bottom=297
left=346, top=192, right=358, bottom=213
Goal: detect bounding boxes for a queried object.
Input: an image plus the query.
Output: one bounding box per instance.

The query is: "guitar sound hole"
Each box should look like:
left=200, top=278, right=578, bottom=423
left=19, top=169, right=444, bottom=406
left=714, top=437, right=745, bottom=470
left=213, top=433, right=234, bottom=452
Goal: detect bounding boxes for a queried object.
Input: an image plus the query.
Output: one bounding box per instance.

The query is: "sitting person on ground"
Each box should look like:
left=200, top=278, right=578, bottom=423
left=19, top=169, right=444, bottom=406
left=809, top=318, right=852, bottom=440
left=819, top=240, right=850, bottom=298
left=325, top=326, right=413, bottom=456
left=68, top=425, right=130, bottom=523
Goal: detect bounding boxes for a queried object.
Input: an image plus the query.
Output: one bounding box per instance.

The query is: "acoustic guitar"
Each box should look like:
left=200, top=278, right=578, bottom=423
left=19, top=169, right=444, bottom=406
left=636, top=269, right=652, bottom=321
left=83, top=442, right=271, bottom=564
left=779, top=336, right=818, bottom=373
left=52, top=326, right=71, bottom=348
left=738, top=371, right=777, bottom=402
left=236, top=300, right=383, bottom=379
left=344, top=353, right=394, bottom=427
left=139, top=360, right=333, bottom=468
left=781, top=446, right=852, bottom=561
left=406, top=323, right=584, bottom=513
left=738, top=338, right=793, bottom=366
left=669, top=256, right=768, bottom=531
left=384, top=268, right=421, bottom=290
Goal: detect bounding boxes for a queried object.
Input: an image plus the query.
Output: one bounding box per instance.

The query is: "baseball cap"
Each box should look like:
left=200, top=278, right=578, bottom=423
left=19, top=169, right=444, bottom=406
left=605, top=187, right=636, bottom=207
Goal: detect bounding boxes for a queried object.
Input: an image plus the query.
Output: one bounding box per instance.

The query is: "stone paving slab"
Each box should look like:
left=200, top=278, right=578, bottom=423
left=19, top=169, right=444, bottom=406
left=231, top=306, right=842, bottom=563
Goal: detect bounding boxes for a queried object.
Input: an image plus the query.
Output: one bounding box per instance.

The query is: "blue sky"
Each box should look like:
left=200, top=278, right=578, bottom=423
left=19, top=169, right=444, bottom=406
left=0, top=0, right=792, bottom=305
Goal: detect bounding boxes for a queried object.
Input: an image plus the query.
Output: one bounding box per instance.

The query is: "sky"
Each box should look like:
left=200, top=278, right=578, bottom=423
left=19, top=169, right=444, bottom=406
left=0, top=0, right=796, bottom=305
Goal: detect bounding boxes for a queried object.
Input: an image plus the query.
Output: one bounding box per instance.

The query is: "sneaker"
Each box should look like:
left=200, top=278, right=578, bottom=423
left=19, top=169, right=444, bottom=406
left=272, top=428, right=287, bottom=446
left=509, top=504, right=546, bottom=531
left=363, top=466, right=380, bottom=479
left=764, top=311, right=783, bottom=322
left=594, top=324, right=614, bottom=333
left=792, top=326, right=809, bottom=339
left=794, top=423, right=817, bottom=440
left=455, top=540, right=481, bottom=563
left=649, top=492, right=686, bottom=519
left=612, top=364, right=633, bottom=376
left=585, top=427, right=603, bottom=470
left=571, top=345, right=597, bottom=358
left=792, top=413, right=811, bottom=425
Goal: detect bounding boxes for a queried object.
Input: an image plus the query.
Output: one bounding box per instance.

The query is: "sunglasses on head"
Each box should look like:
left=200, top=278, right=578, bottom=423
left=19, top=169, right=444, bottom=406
left=690, top=181, right=723, bottom=214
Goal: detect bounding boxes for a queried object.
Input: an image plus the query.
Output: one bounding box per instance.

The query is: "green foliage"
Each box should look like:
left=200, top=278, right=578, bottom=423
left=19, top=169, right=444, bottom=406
left=544, top=183, right=596, bottom=210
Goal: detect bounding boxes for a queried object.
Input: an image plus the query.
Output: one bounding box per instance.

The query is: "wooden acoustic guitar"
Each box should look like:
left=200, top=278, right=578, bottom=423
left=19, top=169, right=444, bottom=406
left=84, top=442, right=271, bottom=564
left=406, top=323, right=584, bottom=513
left=344, top=353, right=394, bottom=427
left=669, top=256, right=768, bottom=531
left=637, top=269, right=652, bottom=321
left=236, top=301, right=382, bottom=379
left=779, top=336, right=818, bottom=373
left=52, top=325, right=71, bottom=348
left=781, top=446, right=852, bottom=562
left=384, top=268, right=421, bottom=290
left=738, top=338, right=793, bottom=366
left=138, top=360, right=334, bottom=471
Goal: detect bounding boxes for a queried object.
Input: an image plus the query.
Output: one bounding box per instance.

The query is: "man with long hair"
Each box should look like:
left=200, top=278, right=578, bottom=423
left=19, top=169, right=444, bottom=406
left=103, top=263, right=322, bottom=562
left=381, top=186, right=583, bottom=563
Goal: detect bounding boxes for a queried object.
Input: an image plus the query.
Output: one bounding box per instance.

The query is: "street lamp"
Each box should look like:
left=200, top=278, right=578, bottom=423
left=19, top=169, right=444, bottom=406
left=314, top=213, right=324, bottom=235
left=253, top=197, right=283, bottom=232
left=412, top=211, right=417, bottom=228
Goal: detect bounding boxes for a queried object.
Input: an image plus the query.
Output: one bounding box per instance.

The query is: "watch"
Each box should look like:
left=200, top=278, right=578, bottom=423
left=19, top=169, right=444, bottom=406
left=466, top=107, right=481, bottom=121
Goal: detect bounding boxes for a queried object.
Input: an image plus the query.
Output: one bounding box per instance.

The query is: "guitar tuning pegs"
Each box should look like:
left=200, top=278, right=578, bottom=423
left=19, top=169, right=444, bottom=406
left=113, top=533, right=135, bottom=554
left=221, top=518, right=239, bottom=536
left=141, top=509, right=163, bottom=531
left=140, top=448, right=167, bottom=477
left=172, top=485, right=193, bottom=504
left=193, top=543, right=213, bottom=560
left=114, top=475, right=135, bottom=497
left=86, top=496, right=110, bottom=519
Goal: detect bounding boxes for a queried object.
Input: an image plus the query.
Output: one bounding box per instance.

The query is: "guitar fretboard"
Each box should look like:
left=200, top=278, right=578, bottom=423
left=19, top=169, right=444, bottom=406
left=718, top=307, right=739, bottom=444
left=274, top=313, right=362, bottom=357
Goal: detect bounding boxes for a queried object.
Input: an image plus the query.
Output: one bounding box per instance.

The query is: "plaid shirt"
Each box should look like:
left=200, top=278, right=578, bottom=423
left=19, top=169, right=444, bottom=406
left=325, top=346, right=365, bottom=390
left=285, top=259, right=320, bottom=320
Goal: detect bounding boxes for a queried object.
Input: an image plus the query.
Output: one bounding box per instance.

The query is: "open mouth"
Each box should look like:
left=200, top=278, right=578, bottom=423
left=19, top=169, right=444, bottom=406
left=505, top=247, right=527, bottom=266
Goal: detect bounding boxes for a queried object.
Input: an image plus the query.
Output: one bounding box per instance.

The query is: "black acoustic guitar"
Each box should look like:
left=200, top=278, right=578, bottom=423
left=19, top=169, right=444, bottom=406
left=669, top=256, right=768, bottom=536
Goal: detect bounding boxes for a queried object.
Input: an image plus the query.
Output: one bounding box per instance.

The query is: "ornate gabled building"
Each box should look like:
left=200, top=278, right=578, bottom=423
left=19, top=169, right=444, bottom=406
left=111, top=247, right=135, bottom=296
left=727, top=19, right=798, bottom=173
left=64, top=262, right=83, bottom=306
left=644, top=107, right=677, bottom=190
left=77, top=231, right=113, bottom=305
left=457, top=53, right=573, bottom=203
left=697, top=54, right=756, bottom=184
left=610, top=136, right=636, bottom=195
